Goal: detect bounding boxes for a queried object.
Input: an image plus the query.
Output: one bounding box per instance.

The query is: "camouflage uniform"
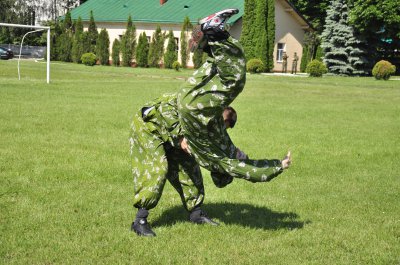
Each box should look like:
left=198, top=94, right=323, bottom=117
left=130, top=37, right=284, bottom=211
left=177, top=37, right=284, bottom=186
left=130, top=94, right=204, bottom=211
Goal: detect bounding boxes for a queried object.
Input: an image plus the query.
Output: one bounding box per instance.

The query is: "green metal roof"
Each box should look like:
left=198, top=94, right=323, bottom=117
left=70, top=0, right=244, bottom=25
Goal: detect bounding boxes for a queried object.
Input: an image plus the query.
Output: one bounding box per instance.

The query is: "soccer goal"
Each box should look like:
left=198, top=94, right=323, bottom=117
left=0, top=23, right=51, bottom=84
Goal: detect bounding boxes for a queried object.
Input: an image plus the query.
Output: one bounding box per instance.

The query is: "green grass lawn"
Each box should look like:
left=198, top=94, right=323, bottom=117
left=0, top=59, right=399, bottom=264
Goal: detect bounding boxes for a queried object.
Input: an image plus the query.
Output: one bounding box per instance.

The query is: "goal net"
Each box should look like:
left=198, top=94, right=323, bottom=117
left=0, top=23, right=50, bottom=84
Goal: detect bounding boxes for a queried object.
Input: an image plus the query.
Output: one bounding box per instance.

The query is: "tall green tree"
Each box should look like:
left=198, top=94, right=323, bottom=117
left=96, top=28, right=110, bottom=65
left=192, top=49, right=204, bottom=69
left=290, top=0, right=330, bottom=33
left=321, top=0, right=368, bottom=75
left=72, top=16, right=85, bottom=63
left=163, top=30, right=177, bottom=69
left=300, top=32, right=320, bottom=72
left=62, top=11, right=73, bottom=32
left=265, top=0, right=275, bottom=71
left=87, top=10, right=98, bottom=53
left=180, top=16, right=192, bottom=68
left=148, top=25, right=164, bottom=67
left=241, top=0, right=275, bottom=72
left=240, top=0, right=257, bottom=59
left=111, top=39, right=121, bottom=66
left=136, top=32, right=149, bottom=67
left=120, top=15, right=137, bottom=67
left=349, top=0, right=400, bottom=70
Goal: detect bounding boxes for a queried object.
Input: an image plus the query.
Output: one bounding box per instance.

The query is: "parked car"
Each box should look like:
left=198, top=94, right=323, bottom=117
left=0, top=47, right=14, bottom=60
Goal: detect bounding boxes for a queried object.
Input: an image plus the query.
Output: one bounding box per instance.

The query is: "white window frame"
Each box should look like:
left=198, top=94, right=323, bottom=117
left=277, top=43, right=286, bottom=62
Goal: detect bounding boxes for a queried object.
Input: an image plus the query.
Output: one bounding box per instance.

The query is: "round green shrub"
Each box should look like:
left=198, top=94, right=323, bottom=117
left=306, top=60, right=328, bottom=77
left=172, top=61, right=181, bottom=71
left=246, top=59, right=264, bottom=73
left=372, top=60, right=396, bottom=80
left=81, top=52, right=97, bottom=66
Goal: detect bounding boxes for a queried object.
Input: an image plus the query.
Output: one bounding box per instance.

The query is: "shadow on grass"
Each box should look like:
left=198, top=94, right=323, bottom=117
left=153, top=202, right=309, bottom=230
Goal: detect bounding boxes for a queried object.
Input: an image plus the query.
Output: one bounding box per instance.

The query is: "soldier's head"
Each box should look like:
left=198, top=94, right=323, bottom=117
left=223, top=106, right=237, bottom=129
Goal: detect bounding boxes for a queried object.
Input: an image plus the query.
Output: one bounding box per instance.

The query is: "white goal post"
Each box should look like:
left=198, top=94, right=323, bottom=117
left=0, top=23, right=50, bottom=84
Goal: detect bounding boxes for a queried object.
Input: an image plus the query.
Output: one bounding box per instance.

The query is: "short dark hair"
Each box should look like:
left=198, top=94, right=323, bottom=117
left=224, top=106, right=237, bottom=128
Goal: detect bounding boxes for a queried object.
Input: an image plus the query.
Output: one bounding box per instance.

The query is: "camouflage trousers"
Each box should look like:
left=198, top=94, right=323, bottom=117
left=177, top=37, right=284, bottom=183
left=129, top=111, right=204, bottom=211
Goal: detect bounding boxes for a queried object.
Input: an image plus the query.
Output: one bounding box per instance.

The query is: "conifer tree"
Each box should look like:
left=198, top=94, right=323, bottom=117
left=72, top=16, right=84, bottom=63
left=56, top=32, right=73, bottom=62
left=148, top=25, right=164, bottom=67
left=87, top=10, right=98, bottom=53
left=96, top=28, right=110, bottom=65
left=265, top=0, right=275, bottom=71
left=112, top=39, right=121, bottom=66
left=62, top=11, right=73, bottom=32
left=136, top=32, right=149, bottom=67
left=241, top=0, right=275, bottom=72
left=56, top=13, right=73, bottom=62
left=82, top=31, right=91, bottom=53
left=163, top=30, right=177, bottom=69
left=180, top=16, right=192, bottom=68
left=192, top=48, right=203, bottom=69
left=321, top=0, right=367, bottom=75
left=240, top=0, right=257, bottom=59
left=121, top=15, right=137, bottom=67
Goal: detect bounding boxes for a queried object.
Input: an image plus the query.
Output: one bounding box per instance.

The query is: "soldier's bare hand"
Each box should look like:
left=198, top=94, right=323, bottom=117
left=180, top=137, right=191, bottom=154
left=281, top=151, right=291, bottom=169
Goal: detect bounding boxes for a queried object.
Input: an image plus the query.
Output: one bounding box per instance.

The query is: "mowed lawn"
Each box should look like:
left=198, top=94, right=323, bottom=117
left=0, top=59, right=399, bottom=264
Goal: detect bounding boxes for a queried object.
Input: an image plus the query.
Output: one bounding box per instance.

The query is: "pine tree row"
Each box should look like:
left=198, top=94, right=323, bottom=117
left=52, top=12, right=194, bottom=68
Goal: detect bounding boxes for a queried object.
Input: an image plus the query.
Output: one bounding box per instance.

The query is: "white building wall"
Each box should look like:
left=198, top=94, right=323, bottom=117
left=274, top=0, right=305, bottom=72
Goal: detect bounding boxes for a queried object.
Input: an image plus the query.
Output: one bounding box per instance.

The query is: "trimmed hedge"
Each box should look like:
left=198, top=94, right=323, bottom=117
left=246, top=59, right=264, bottom=73
left=306, top=60, right=328, bottom=77
left=81, top=52, right=97, bottom=66
left=372, top=60, right=396, bottom=80
left=172, top=61, right=181, bottom=71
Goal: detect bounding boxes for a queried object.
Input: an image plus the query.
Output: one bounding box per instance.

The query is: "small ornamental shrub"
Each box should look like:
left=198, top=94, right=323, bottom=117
left=172, top=61, right=181, bottom=71
left=81, top=52, right=97, bottom=66
left=246, top=59, right=264, bottom=73
left=306, top=60, right=328, bottom=77
left=372, top=60, right=396, bottom=80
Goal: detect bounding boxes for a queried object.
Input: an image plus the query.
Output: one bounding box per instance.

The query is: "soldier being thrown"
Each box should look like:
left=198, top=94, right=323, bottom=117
left=129, top=8, right=291, bottom=237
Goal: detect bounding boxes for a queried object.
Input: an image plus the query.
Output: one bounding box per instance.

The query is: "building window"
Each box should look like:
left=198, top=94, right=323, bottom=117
left=277, top=43, right=286, bottom=62
left=174, top=37, right=179, bottom=52
left=118, top=35, right=123, bottom=40
left=147, top=36, right=151, bottom=43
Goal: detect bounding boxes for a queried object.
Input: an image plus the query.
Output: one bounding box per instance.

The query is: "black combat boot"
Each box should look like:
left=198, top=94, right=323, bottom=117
left=189, top=207, right=219, bottom=226
left=131, top=208, right=156, bottom=237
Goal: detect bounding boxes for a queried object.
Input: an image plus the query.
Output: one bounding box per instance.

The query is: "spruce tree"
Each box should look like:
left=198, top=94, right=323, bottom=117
left=96, top=28, right=110, bottom=65
left=112, top=39, right=121, bottom=66
left=121, top=15, right=137, bottom=67
left=180, top=16, right=192, bottom=68
left=321, top=0, right=367, bottom=75
left=136, top=32, right=149, bottom=67
left=163, top=30, right=177, bottom=69
left=72, top=16, right=84, bottom=63
left=148, top=25, right=164, bottom=67
left=87, top=10, right=98, bottom=54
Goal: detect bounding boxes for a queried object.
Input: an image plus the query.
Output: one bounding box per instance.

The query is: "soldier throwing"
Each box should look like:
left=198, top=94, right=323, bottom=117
left=130, top=9, right=291, bottom=237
